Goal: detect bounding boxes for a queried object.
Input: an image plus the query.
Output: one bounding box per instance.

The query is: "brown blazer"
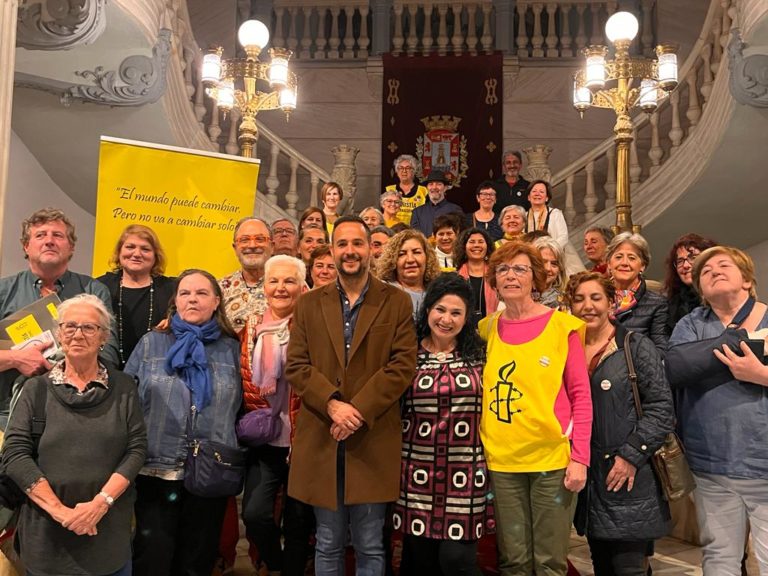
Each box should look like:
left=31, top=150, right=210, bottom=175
left=286, top=275, right=417, bottom=509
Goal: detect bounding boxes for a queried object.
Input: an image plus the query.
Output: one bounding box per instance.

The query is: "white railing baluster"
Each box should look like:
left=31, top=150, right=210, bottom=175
left=720, top=0, right=731, bottom=47
left=589, top=4, right=602, bottom=45
left=300, top=6, right=313, bottom=59
left=467, top=3, right=478, bottom=55
left=343, top=6, right=355, bottom=58
left=668, top=89, right=684, bottom=154
left=287, top=6, right=298, bottom=52
left=560, top=3, right=573, bottom=57
left=328, top=6, right=341, bottom=59
left=584, top=160, right=597, bottom=219
left=392, top=3, right=404, bottom=55
left=273, top=7, right=285, bottom=48
left=193, top=54, right=206, bottom=128
left=450, top=5, right=463, bottom=55
left=710, top=17, right=722, bottom=74
left=208, top=103, right=221, bottom=144
left=406, top=4, right=419, bottom=56
left=574, top=4, right=587, bottom=51
left=358, top=4, right=370, bottom=58
left=481, top=2, right=493, bottom=54
left=545, top=3, right=558, bottom=57
left=564, top=174, right=576, bottom=226
left=517, top=2, right=529, bottom=57
left=701, top=43, right=714, bottom=102
left=531, top=3, right=544, bottom=57
left=686, top=67, right=702, bottom=131
left=310, top=173, right=320, bottom=208
left=286, top=157, right=300, bottom=217
left=316, top=7, right=329, bottom=59
left=437, top=4, right=449, bottom=56
left=266, top=142, right=281, bottom=205
left=648, top=111, right=663, bottom=174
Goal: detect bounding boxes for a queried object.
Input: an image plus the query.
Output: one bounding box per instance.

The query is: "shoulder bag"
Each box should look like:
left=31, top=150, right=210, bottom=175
left=624, top=331, right=696, bottom=501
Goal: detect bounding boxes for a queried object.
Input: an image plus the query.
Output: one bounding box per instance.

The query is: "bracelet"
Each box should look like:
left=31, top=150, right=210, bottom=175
left=25, top=477, right=45, bottom=494
left=98, top=491, right=114, bottom=507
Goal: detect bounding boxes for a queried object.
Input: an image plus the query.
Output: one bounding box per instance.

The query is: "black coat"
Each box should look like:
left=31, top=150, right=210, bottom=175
left=575, top=324, right=674, bottom=541
left=614, top=278, right=670, bottom=355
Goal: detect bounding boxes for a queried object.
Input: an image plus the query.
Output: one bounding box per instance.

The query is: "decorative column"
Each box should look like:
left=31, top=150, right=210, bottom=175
left=522, top=144, right=553, bottom=182
left=330, top=145, right=360, bottom=214
left=0, top=0, right=19, bottom=267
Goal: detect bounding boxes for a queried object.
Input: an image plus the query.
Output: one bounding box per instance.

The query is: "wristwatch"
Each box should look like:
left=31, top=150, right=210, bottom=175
left=98, top=491, right=114, bottom=507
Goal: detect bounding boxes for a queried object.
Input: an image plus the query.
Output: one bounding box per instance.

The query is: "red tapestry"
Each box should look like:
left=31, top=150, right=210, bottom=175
left=382, top=53, right=503, bottom=212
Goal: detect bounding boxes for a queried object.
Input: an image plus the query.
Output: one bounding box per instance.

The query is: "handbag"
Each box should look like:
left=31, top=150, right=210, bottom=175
left=236, top=405, right=282, bottom=447
left=0, top=378, right=49, bottom=535
left=624, top=331, right=696, bottom=502
left=184, top=438, right=247, bottom=498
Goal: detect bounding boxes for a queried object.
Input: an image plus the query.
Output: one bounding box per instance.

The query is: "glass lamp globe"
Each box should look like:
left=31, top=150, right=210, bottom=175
left=605, top=12, right=639, bottom=44
left=238, top=19, right=270, bottom=50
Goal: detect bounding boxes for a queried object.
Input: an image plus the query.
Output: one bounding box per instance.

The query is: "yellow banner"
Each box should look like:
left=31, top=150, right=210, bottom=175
left=93, top=137, right=260, bottom=278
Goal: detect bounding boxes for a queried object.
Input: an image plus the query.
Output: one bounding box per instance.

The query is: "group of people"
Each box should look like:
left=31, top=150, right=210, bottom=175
left=0, top=162, right=765, bottom=576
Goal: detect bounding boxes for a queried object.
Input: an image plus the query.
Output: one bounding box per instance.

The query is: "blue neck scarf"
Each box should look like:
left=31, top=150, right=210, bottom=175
left=165, top=314, right=222, bottom=411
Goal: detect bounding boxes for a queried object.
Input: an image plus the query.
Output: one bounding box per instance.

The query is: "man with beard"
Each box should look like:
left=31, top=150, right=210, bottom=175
left=410, top=170, right=462, bottom=237
left=286, top=215, right=416, bottom=576
left=218, top=216, right=273, bottom=334
left=493, top=150, right=530, bottom=211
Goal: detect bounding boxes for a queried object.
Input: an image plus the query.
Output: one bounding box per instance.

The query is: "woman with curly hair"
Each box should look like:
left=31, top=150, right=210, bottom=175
left=376, top=229, right=441, bottom=315
left=663, top=232, right=717, bottom=332
left=394, top=273, right=490, bottom=576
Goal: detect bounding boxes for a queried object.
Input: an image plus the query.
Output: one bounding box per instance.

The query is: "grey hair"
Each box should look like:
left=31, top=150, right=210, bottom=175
left=359, top=207, right=384, bottom=225
left=606, top=232, right=652, bottom=267
left=57, top=294, right=113, bottom=334
left=393, top=154, right=418, bottom=171
left=498, top=204, right=527, bottom=226
left=232, top=216, right=271, bottom=242
left=585, top=225, right=615, bottom=244
left=502, top=150, right=523, bottom=163
left=264, top=254, right=307, bottom=285
left=533, top=237, right=567, bottom=290
left=380, top=189, right=402, bottom=208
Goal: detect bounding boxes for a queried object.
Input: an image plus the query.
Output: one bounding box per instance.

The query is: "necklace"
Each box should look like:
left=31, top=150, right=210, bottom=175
left=117, top=274, right=154, bottom=365
left=422, top=339, right=455, bottom=362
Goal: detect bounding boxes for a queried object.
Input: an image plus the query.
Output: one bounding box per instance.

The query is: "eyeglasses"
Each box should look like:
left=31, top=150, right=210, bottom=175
left=59, top=322, right=102, bottom=337
left=272, top=227, right=296, bottom=237
left=495, top=264, right=533, bottom=277
left=674, top=254, right=700, bottom=269
left=235, top=235, right=270, bottom=246
left=397, top=166, right=414, bottom=172
left=478, top=192, right=496, bottom=198
left=382, top=200, right=401, bottom=206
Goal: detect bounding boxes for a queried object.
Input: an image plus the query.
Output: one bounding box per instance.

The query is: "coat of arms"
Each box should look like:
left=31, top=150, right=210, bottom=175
left=415, top=115, right=469, bottom=187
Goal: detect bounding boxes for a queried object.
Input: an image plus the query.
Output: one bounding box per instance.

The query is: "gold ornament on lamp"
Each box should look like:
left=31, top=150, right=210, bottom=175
left=573, top=11, right=678, bottom=234
left=201, top=19, right=298, bottom=159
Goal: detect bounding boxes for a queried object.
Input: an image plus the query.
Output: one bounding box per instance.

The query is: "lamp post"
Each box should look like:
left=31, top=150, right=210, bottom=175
left=201, top=19, right=298, bottom=159
left=573, top=11, right=678, bottom=234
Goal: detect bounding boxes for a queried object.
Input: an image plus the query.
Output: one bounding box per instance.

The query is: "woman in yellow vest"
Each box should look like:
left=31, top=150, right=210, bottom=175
left=479, top=241, right=592, bottom=575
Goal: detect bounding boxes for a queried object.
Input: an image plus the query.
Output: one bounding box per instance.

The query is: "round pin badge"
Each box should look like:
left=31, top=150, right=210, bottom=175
left=600, top=379, right=611, bottom=391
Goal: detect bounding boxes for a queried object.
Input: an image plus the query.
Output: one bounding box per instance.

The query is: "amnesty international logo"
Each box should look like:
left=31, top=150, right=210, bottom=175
left=489, top=361, right=523, bottom=423
left=415, top=115, right=469, bottom=187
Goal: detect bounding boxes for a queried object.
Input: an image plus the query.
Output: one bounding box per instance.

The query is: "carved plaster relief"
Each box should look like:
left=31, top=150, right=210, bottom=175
left=728, top=28, right=768, bottom=108
left=62, top=28, right=171, bottom=106
left=17, top=0, right=107, bottom=50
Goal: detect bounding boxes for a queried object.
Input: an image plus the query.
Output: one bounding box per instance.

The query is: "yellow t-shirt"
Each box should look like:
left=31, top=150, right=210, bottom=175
left=386, top=184, right=427, bottom=226
left=478, top=311, right=585, bottom=473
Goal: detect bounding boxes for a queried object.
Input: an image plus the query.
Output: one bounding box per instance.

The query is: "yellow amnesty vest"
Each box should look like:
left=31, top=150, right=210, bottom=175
left=478, top=310, right=585, bottom=473
left=386, top=184, right=427, bottom=225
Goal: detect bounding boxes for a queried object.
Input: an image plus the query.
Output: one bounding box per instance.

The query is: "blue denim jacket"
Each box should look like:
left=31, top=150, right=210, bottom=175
left=124, top=331, right=242, bottom=470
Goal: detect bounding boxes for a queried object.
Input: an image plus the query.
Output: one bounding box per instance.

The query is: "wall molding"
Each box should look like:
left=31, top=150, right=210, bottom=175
left=17, top=0, right=107, bottom=50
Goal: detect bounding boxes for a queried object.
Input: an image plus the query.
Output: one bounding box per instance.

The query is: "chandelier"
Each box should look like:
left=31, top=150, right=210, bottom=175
left=201, top=19, right=298, bottom=159
left=572, top=11, right=678, bottom=233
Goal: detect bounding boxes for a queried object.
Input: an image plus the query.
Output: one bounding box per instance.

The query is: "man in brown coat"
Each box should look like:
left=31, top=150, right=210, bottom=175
left=286, top=215, right=417, bottom=575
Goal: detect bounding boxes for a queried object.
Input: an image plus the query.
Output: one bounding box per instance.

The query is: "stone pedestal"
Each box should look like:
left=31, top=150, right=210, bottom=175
left=331, top=145, right=360, bottom=214
left=523, top=144, right=553, bottom=182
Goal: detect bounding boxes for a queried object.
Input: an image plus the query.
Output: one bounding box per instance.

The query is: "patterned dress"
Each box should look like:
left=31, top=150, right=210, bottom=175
left=393, top=348, right=490, bottom=541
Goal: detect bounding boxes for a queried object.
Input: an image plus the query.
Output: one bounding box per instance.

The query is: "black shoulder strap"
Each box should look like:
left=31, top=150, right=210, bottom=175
left=29, top=381, right=48, bottom=451
left=623, top=331, right=644, bottom=419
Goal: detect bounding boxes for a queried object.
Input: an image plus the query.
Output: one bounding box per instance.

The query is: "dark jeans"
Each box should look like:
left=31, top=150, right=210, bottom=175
left=401, top=534, right=480, bottom=576
left=588, top=538, right=652, bottom=576
left=132, top=475, right=228, bottom=576
left=241, top=444, right=315, bottom=576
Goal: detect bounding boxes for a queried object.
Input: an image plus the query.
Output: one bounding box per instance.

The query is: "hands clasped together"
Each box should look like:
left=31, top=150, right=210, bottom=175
left=54, top=495, right=110, bottom=536
left=327, top=399, right=365, bottom=441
